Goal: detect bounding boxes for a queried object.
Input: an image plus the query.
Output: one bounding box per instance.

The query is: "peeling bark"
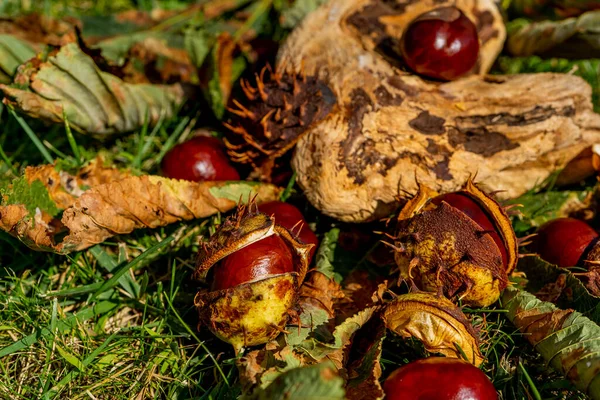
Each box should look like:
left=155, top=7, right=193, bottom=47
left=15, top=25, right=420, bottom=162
left=278, top=0, right=600, bottom=222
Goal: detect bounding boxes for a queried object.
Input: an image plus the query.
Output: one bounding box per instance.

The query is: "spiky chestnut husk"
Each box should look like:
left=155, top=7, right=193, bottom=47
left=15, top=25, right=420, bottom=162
left=393, top=179, right=518, bottom=307
left=193, top=204, right=313, bottom=353
left=223, top=66, right=336, bottom=181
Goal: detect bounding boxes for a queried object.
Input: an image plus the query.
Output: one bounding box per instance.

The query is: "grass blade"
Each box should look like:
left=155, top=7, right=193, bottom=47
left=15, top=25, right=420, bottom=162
left=9, top=108, right=54, bottom=164
left=63, top=111, right=82, bottom=166
left=89, top=245, right=140, bottom=299
left=0, top=300, right=118, bottom=358
left=91, top=235, right=174, bottom=301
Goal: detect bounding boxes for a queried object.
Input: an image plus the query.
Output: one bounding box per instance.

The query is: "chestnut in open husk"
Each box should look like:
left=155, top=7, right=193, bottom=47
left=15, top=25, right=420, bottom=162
left=392, top=179, right=518, bottom=307
left=193, top=204, right=313, bottom=353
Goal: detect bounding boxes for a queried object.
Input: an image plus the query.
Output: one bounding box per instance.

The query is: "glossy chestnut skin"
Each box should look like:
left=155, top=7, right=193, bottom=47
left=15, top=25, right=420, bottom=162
left=383, top=357, right=497, bottom=400
left=432, top=193, right=508, bottom=268
left=258, top=201, right=319, bottom=262
left=258, top=201, right=306, bottom=230
left=535, top=218, right=599, bottom=268
left=210, top=235, right=294, bottom=291
left=400, top=7, right=480, bottom=81
left=161, top=136, right=240, bottom=182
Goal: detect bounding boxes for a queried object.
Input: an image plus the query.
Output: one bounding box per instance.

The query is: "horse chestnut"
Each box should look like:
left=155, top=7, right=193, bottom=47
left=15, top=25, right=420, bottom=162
left=258, top=201, right=319, bottom=262
left=211, top=235, right=294, bottom=291
left=400, top=6, right=480, bottom=81
left=161, top=136, right=240, bottom=182
left=394, top=179, right=518, bottom=307
left=535, top=218, right=599, bottom=268
left=194, top=206, right=313, bottom=353
left=383, top=357, right=497, bottom=400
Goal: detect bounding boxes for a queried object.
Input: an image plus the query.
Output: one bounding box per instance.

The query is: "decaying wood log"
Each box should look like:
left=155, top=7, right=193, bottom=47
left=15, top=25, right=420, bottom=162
left=277, top=0, right=600, bottom=222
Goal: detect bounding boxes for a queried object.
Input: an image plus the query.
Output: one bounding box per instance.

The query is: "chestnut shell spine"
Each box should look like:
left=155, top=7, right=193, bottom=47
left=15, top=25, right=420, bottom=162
left=193, top=204, right=313, bottom=353
left=224, top=66, right=336, bottom=180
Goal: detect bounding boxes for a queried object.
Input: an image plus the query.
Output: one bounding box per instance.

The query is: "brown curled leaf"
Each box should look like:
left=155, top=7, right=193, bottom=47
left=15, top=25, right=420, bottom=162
left=516, top=255, right=600, bottom=323
left=344, top=309, right=386, bottom=400
left=0, top=14, right=79, bottom=47
left=0, top=161, right=281, bottom=253
left=503, top=287, right=600, bottom=399
left=23, top=158, right=129, bottom=209
left=1, top=41, right=187, bottom=137
left=383, top=292, right=484, bottom=366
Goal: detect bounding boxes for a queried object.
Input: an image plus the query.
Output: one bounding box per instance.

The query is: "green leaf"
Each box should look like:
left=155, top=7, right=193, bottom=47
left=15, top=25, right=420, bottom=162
left=502, top=287, right=600, bottom=399
left=314, top=228, right=342, bottom=282
left=0, top=34, right=36, bottom=83
left=300, top=307, right=377, bottom=361
left=248, top=363, right=345, bottom=400
left=284, top=299, right=331, bottom=346
left=1, top=176, right=60, bottom=217
left=208, top=181, right=278, bottom=202
left=0, top=42, right=186, bottom=137
left=506, top=187, right=591, bottom=234
left=184, top=28, right=213, bottom=68
left=516, top=256, right=600, bottom=323
left=201, top=33, right=247, bottom=119
left=506, top=11, right=600, bottom=57
left=278, top=0, right=330, bottom=29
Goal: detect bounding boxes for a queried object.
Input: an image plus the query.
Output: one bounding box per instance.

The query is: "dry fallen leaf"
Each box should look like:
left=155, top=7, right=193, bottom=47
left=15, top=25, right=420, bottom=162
left=383, top=292, right=484, bottom=366
left=0, top=14, right=79, bottom=47
left=1, top=41, right=187, bottom=137
left=0, top=160, right=281, bottom=253
left=503, top=287, right=600, bottom=398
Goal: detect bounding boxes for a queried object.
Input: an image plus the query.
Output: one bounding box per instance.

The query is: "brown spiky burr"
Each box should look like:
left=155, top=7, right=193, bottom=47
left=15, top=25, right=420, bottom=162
left=224, top=66, right=336, bottom=181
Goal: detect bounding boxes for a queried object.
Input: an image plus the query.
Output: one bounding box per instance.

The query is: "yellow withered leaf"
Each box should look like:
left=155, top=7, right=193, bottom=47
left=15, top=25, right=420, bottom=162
left=383, top=292, right=484, bottom=366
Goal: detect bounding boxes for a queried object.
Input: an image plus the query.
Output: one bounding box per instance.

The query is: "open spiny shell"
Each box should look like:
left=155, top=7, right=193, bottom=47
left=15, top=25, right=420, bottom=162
left=193, top=203, right=312, bottom=353
left=393, top=179, right=517, bottom=307
left=383, top=292, right=484, bottom=366
left=224, top=66, right=336, bottom=180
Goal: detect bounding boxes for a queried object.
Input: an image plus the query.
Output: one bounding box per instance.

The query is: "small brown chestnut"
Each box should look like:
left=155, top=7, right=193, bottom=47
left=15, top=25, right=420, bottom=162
left=534, top=218, right=599, bottom=268
left=400, top=7, right=480, bottom=81
left=161, top=136, right=240, bottom=182
left=383, top=357, right=497, bottom=400
left=432, top=192, right=508, bottom=268
left=258, top=201, right=318, bottom=262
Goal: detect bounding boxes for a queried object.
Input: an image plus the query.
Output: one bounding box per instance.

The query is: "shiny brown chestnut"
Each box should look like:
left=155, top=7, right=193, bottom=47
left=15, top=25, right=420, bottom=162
left=383, top=357, right=497, bottom=400
left=161, top=136, right=240, bottom=182
left=400, top=7, right=480, bottom=81
left=534, top=218, right=599, bottom=268
left=258, top=201, right=319, bottom=262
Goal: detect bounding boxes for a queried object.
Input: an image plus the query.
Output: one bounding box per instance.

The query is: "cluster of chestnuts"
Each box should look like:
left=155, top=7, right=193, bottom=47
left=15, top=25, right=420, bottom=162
left=163, top=5, right=501, bottom=398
